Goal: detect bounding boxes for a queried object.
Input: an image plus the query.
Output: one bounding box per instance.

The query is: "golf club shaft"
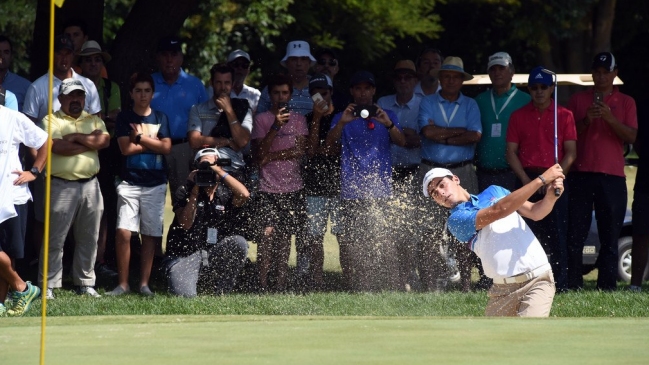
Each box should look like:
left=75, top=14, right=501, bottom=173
left=553, top=77, right=560, bottom=197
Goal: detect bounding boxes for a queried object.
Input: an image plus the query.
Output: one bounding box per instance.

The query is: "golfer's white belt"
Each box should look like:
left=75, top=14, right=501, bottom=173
left=492, top=263, right=551, bottom=285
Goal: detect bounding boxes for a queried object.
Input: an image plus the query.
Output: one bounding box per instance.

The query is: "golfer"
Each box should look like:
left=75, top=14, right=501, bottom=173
left=423, top=163, right=564, bottom=317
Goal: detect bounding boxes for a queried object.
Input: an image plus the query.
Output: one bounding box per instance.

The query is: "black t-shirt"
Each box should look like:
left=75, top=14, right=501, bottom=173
left=302, top=111, right=341, bottom=197
left=165, top=182, right=236, bottom=257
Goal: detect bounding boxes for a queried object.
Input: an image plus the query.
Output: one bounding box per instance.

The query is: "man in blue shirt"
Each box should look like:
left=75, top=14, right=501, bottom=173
left=0, top=36, right=31, bottom=111
left=151, top=36, right=208, bottom=196
left=416, top=56, right=482, bottom=292
left=422, top=164, right=564, bottom=316
left=325, top=70, right=405, bottom=291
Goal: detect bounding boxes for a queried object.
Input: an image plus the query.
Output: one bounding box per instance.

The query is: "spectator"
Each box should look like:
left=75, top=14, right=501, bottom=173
left=251, top=74, right=309, bottom=292
left=257, top=40, right=315, bottom=116
left=0, top=35, right=31, bottom=111
left=0, top=105, right=47, bottom=316
left=226, top=49, right=261, bottom=114
left=313, top=48, right=349, bottom=113
left=475, top=52, right=531, bottom=192
left=414, top=47, right=443, bottom=97
left=566, top=52, right=638, bottom=291
left=39, top=78, right=109, bottom=299
left=506, top=66, right=577, bottom=291
left=630, top=99, right=648, bottom=292
left=106, top=72, right=171, bottom=296
left=325, top=71, right=406, bottom=291
left=0, top=86, right=18, bottom=110
left=416, top=56, right=481, bottom=292
left=423, top=164, right=564, bottom=317
left=151, top=35, right=208, bottom=199
left=78, top=40, right=121, bottom=278
left=377, top=60, right=422, bottom=291
left=62, top=18, right=108, bottom=78
left=163, top=148, right=250, bottom=297
left=188, top=63, right=252, bottom=180
left=301, top=73, right=340, bottom=290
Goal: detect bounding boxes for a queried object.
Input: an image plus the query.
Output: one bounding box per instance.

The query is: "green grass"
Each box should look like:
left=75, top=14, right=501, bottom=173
left=3, top=316, right=649, bottom=365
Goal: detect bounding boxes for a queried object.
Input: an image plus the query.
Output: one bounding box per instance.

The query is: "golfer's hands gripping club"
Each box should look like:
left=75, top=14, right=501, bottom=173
left=540, top=164, right=565, bottom=198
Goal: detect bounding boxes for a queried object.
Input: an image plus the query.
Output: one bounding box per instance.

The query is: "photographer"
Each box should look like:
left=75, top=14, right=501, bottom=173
left=163, top=148, right=250, bottom=297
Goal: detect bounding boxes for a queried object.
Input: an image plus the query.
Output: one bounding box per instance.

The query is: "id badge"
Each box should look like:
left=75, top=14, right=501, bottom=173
left=491, top=123, right=502, bottom=138
left=207, top=228, right=218, bottom=244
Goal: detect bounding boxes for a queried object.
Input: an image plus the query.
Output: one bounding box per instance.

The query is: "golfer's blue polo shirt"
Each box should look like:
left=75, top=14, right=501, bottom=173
left=448, top=185, right=510, bottom=246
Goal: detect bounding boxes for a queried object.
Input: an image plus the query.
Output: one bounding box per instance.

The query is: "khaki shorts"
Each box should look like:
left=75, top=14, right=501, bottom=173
left=116, top=182, right=167, bottom=237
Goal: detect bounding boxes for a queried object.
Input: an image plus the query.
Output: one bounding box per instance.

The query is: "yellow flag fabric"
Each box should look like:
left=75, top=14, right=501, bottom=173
left=54, top=0, right=65, bottom=7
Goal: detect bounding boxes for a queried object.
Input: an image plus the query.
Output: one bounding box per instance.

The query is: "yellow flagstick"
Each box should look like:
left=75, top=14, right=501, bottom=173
left=40, top=0, right=64, bottom=363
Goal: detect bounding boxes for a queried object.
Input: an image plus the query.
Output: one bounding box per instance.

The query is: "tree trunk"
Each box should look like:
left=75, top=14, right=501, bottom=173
left=106, top=0, right=200, bottom=109
left=592, top=0, right=617, bottom=53
left=30, top=0, right=104, bottom=80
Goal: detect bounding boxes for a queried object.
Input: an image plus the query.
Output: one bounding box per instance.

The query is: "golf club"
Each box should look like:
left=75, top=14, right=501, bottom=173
left=541, top=68, right=561, bottom=197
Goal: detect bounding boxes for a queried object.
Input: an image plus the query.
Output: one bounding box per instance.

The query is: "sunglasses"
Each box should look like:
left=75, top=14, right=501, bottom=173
left=394, top=74, right=415, bottom=82
left=317, top=59, right=337, bottom=67
left=230, top=61, right=250, bottom=69
left=529, top=84, right=551, bottom=91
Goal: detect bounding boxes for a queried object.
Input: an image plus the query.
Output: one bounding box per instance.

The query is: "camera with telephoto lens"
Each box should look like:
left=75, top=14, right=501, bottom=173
left=194, top=159, right=231, bottom=186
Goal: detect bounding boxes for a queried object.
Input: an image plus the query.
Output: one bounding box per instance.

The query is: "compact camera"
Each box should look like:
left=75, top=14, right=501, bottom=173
left=352, top=105, right=378, bottom=119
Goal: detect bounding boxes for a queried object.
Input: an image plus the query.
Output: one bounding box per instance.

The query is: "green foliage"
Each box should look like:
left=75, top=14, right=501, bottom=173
left=0, top=0, right=37, bottom=77
left=104, top=0, right=137, bottom=46
left=287, top=0, right=443, bottom=61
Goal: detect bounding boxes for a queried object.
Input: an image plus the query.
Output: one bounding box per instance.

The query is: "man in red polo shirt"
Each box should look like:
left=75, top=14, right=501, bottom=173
left=506, top=66, right=577, bottom=291
left=566, top=52, right=638, bottom=291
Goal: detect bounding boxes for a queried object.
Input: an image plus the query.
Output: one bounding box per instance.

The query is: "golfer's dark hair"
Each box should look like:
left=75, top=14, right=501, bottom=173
left=62, top=18, right=89, bottom=36
left=129, top=71, right=155, bottom=93
left=209, top=63, right=234, bottom=81
left=0, top=35, right=13, bottom=52
left=267, top=74, right=293, bottom=93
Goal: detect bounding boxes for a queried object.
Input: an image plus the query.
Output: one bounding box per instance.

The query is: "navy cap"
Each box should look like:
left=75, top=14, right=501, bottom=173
left=157, top=36, right=182, bottom=53
left=350, top=70, right=376, bottom=87
left=54, top=34, right=74, bottom=53
left=309, top=73, right=333, bottom=92
left=528, top=66, right=554, bottom=86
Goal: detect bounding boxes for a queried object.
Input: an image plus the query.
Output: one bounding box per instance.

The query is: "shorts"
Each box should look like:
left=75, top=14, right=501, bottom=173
left=632, top=191, right=649, bottom=235
left=116, top=182, right=167, bottom=237
left=306, top=196, right=341, bottom=236
left=257, top=190, right=306, bottom=236
left=0, top=204, right=28, bottom=259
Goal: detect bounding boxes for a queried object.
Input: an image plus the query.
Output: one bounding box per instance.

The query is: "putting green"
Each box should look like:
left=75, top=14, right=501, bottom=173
left=2, top=316, right=648, bottom=364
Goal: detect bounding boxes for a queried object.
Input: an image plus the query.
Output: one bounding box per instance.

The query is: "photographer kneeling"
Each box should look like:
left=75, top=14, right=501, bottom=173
left=163, top=148, right=250, bottom=297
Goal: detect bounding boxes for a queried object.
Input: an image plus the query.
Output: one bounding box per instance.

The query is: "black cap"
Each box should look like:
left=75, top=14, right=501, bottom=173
left=309, top=73, right=333, bottom=92
left=157, top=36, right=182, bottom=53
left=592, top=52, right=617, bottom=72
left=315, top=48, right=338, bottom=60
left=350, top=70, right=375, bottom=87
left=54, top=34, right=74, bottom=53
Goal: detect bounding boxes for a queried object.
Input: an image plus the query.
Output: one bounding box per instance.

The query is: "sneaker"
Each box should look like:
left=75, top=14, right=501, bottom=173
left=45, top=288, right=55, bottom=300
left=77, top=286, right=102, bottom=298
left=95, top=263, right=118, bottom=278
left=105, top=285, right=130, bottom=296
left=7, top=282, right=41, bottom=317
left=629, top=285, right=642, bottom=292
left=0, top=303, right=6, bottom=317
left=139, top=285, right=154, bottom=297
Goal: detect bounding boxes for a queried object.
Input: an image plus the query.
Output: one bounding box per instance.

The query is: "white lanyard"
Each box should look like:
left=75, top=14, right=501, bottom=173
left=438, top=101, right=460, bottom=126
left=490, top=88, right=518, bottom=121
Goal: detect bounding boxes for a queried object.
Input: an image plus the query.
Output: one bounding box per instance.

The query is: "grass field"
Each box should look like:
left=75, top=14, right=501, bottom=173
left=3, top=315, right=649, bottom=364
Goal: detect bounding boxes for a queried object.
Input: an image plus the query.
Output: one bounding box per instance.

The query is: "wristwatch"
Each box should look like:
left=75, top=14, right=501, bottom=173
left=135, top=133, right=143, bottom=145
left=29, top=167, right=40, bottom=177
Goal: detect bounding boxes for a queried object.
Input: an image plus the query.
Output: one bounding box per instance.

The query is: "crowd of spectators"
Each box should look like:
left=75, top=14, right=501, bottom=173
left=0, top=23, right=645, bottom=316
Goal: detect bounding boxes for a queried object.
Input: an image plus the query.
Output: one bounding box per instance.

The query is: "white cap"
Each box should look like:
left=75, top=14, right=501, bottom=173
left=194, top=147, right=220, bottom=162
left=487, top=52, right=512, bottom=69
left=280, top=40, right=316, bottom=67
left=422, top=168, right=453, bottom=197
left=227, top=49, right=251, bottom=63
left=59, top=78, right=86, bottom=95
